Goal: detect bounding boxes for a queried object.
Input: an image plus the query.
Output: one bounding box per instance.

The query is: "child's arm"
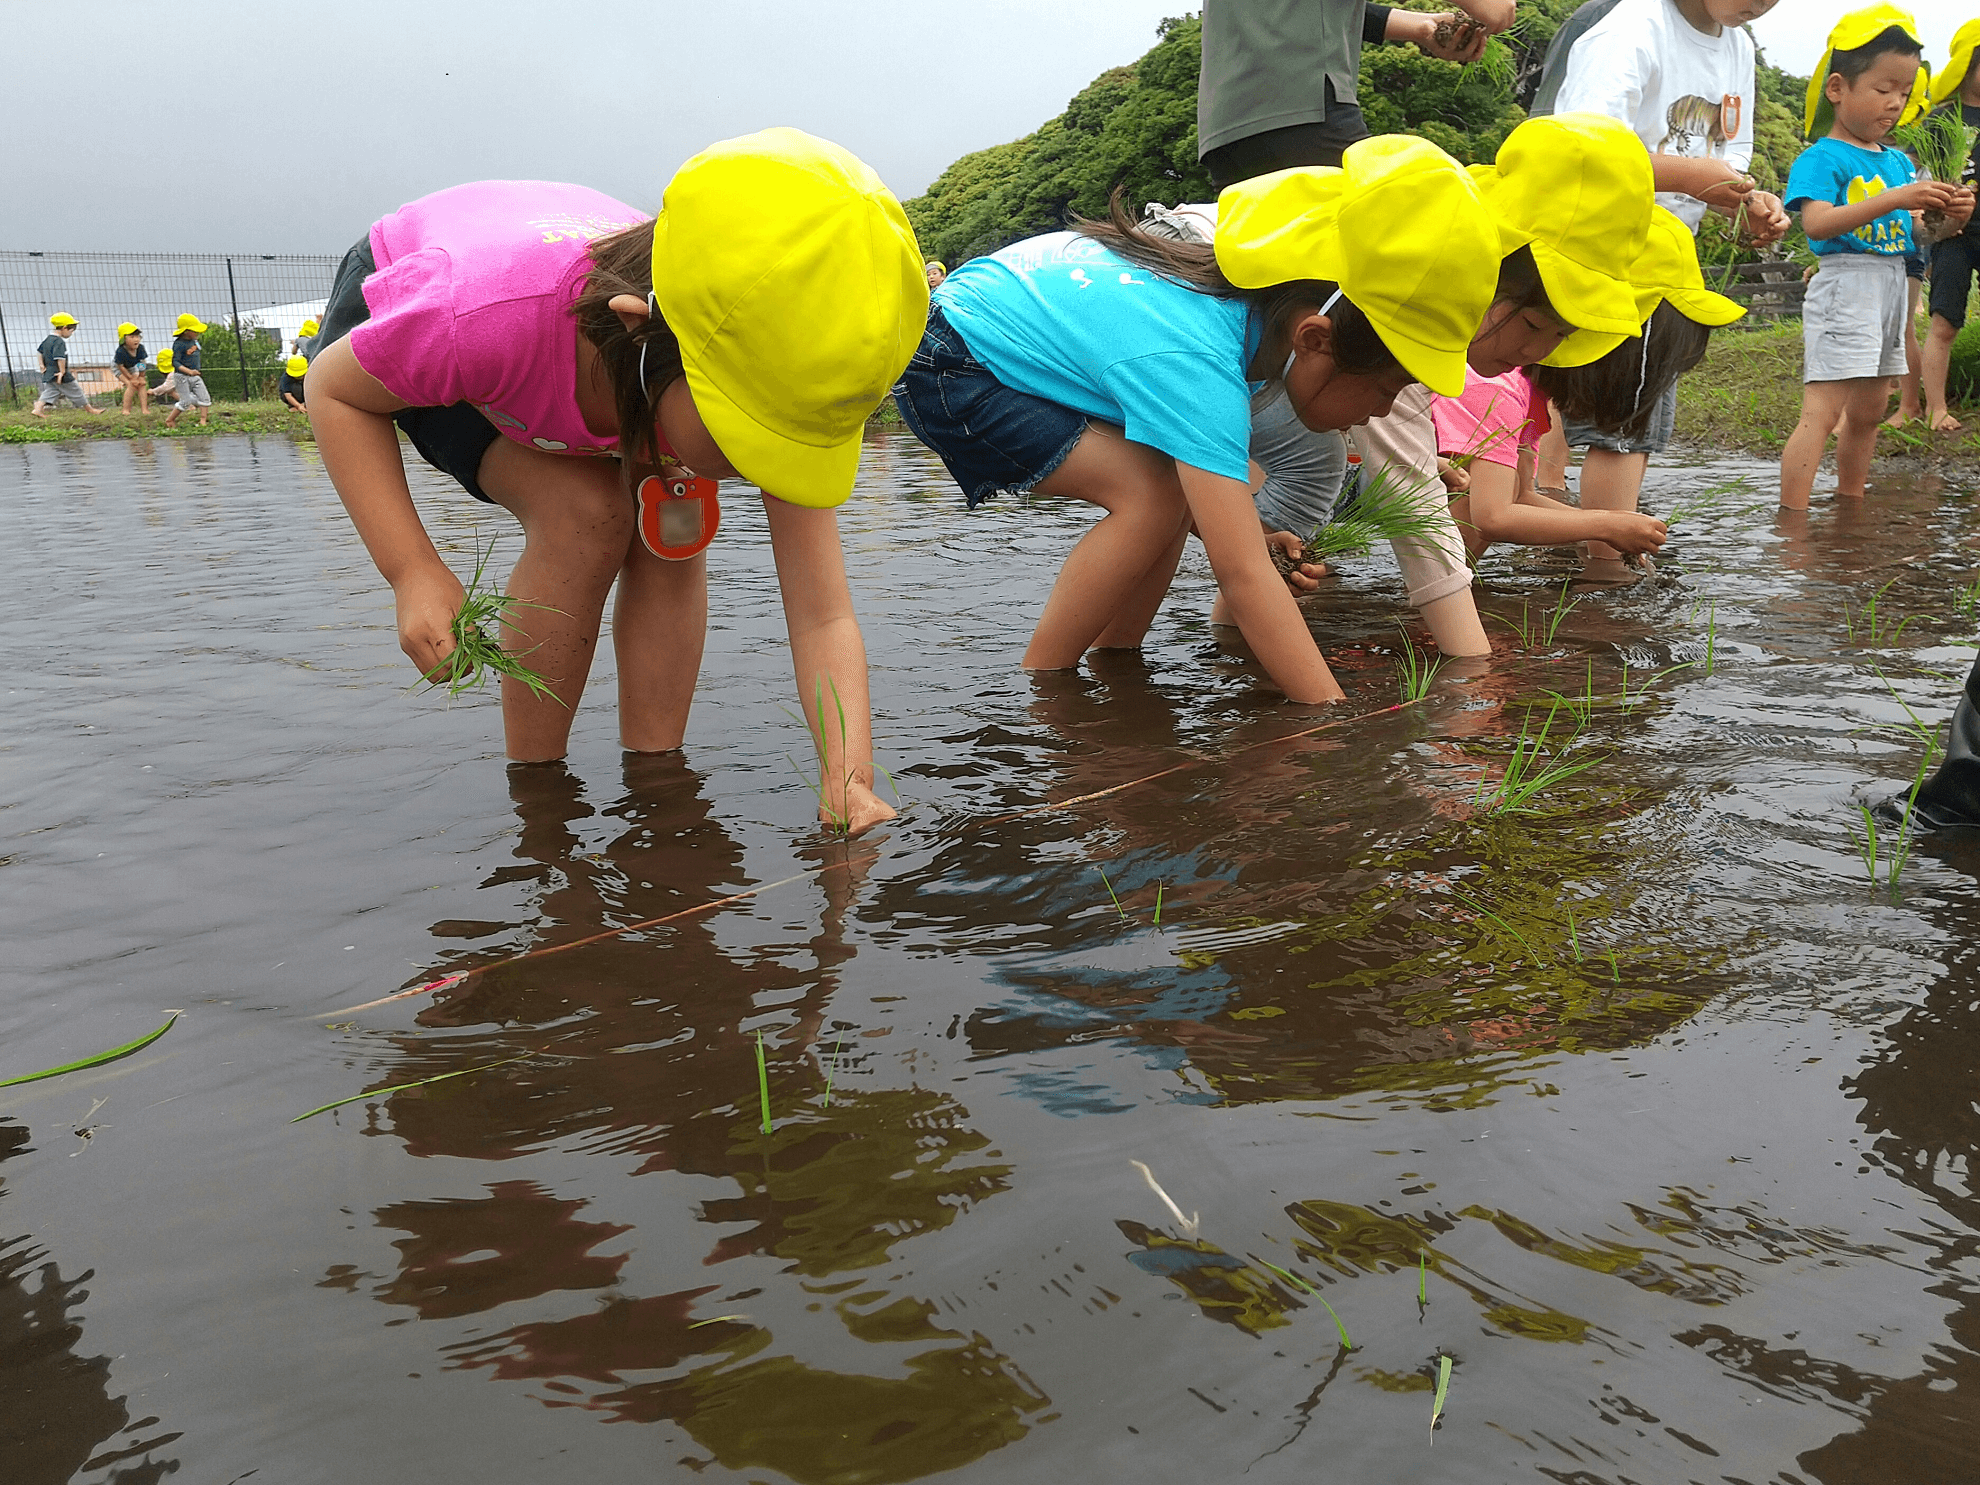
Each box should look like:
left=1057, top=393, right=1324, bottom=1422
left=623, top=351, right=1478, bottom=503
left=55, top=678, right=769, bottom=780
left=762, top=497, right=897, bottom=835
left=305, top=336, right=468, bottom=678
left=1180, top=463, right=1345, bottom=703
left=1802, top=180, right=1960, bottom=240
left=1464, top=457, right=1666, bottom=553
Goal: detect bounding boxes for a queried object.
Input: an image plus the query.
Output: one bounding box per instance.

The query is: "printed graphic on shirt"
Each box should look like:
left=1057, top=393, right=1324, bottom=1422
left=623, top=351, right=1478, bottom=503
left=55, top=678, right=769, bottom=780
left=1843, top=175, right=1904, bottom=250
left=525, top=211, right=640, bottom=246
left=1658, top=93, right=1743, bottom=157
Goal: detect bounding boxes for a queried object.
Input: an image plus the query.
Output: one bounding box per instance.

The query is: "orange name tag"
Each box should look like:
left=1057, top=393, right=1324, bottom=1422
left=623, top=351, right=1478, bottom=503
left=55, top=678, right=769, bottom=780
left=636, top=473, right=721, bottom=560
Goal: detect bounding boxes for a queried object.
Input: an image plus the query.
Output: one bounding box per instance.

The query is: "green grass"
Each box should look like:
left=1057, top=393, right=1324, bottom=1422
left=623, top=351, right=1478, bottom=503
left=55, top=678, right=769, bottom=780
left=1395, top=625, right=1446, bottom=704
left=0, top=1013, right=179, bottom=1089
left=0, top=398, right=314, bottom=443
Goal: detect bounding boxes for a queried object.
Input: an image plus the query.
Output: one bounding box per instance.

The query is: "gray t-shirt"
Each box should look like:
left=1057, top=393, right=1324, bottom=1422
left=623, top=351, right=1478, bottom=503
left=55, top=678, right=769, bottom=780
left=1198, top=0, right=1370, bottom=156
left=38, top=334, right=73, bottom=384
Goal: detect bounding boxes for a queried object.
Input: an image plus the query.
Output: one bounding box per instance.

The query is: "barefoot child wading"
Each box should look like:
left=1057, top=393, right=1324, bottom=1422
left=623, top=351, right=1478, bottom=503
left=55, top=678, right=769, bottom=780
left=306, top=130, right=926, bottom=833
left=1780, top=6, right=1975, bottom=509
left=893, top=135, right=1501, bottom=704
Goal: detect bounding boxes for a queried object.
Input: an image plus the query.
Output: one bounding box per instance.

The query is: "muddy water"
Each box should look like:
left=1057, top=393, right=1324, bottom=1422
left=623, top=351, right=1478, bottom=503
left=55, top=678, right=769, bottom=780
left=5, top=433, right=1980, bottom=1484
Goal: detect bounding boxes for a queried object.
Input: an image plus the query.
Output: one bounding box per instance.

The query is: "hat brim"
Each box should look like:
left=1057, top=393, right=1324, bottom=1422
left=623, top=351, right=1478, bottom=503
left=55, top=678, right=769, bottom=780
left=680, top=350, right=862, bottom=510
left=1666, top=285, right=1745, bottom=327
left=1531, top=240, right=1644, bottom=338
left=1540, top=326, right=1634, bottom=369
left=1371, top=318, right=1471, bottom=398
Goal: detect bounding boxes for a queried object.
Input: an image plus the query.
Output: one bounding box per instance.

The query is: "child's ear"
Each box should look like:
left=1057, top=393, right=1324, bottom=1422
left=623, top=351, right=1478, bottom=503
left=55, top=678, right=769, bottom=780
left=1294, top=310, right=1336, bottom=360
left=1825, top=72, right=1847, bottom=104
left=608, top=293, right=650, bottom=336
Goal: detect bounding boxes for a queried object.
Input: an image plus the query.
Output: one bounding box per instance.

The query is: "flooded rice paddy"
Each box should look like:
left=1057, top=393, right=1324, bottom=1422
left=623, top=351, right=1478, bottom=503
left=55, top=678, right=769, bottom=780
left=6, top=432, right=1980, bottom=1484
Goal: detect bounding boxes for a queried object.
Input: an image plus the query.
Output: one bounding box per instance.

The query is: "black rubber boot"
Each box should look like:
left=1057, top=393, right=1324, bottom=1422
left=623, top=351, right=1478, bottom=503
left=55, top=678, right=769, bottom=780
left=1877, top=649, right=1980, bottom=829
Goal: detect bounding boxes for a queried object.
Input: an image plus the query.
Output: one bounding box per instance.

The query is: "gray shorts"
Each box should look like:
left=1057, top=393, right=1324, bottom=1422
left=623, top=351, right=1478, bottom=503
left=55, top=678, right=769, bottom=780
left=1563, top=380, right=1677, bottom=456
left=1250, top=385, right=1349, bottom=535
left=35, top=380, right=90, bottom=409
left=1802, top=253, right=1910, bottom=383
left=174, top=373, right=212, bottom=409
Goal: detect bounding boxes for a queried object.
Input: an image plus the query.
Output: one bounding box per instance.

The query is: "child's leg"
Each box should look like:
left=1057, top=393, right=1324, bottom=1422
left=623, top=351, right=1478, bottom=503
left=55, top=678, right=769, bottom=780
left=1887, top=277, right=1924, bottom=425
left=1535, top=405, right=1570, bottom=491
left=1576, top=449, right=1647, bottom=564
left=613, top=540, right=708, bottom=753
left=1924, top=312, right=1963, bottom=431
left=1780, top=379, right=1854, bottom=509
left=1096, top=524, right=1192, bottom=647
left=1026, top=424, right=1192, bottom=669
left=1833, top=376, right=1895, bottom=498
left=477, top=438, right=638, bottom=761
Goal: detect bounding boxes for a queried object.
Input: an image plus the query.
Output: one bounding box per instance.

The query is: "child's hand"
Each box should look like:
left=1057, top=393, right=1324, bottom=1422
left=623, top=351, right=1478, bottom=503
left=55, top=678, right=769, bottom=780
left=1437, top=456, right=1470, bottom=493
left=1598, top=513, right=1668, bottom=556
left=836, top=781, right=898, bottom=836
left=1267, top=530, right=1326, bottom=591
left=1944, top=184, right=1978, bottom=230
left=394, top=564, right=470, bottom=679
left=1894, top=179, right=1963, bottom=214
left=1740, top=191, right=1791, bottom=247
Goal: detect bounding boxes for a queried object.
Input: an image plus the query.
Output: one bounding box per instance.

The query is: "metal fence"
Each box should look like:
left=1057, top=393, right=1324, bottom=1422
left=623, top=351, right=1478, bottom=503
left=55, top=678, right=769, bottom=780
left=0, top=251, right=340, bottom=406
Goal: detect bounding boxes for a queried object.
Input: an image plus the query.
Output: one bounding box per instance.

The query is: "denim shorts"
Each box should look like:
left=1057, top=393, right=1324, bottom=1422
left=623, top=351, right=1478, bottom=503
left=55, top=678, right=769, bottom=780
left=1563, top=380, right=1676, bottom=456
left=319, top=235, right=503, bottom=503
left=892, top=303, right=1088, bottom=509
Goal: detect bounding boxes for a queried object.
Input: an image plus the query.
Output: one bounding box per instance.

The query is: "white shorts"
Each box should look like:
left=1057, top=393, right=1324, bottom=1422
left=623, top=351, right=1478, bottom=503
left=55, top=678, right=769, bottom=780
left=174, top=373, right=212, bottom=409
left=1802, top=254, right=1910, bottom=383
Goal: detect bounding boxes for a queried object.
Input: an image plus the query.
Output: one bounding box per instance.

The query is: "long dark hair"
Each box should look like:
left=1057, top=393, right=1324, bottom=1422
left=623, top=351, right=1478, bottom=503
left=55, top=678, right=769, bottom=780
left=1529, top=301, right=1711, bottom=438
left=1070, top=191, right=1401, bottom=380
left=568, top=219, right=682, bottom=469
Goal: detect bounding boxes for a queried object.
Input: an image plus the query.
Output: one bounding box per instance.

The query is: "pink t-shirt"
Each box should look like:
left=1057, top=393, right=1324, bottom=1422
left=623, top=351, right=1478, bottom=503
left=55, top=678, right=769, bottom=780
left=1431, top=368, right=1550, bottom=469
left=351, top=181, right=647, bottom=458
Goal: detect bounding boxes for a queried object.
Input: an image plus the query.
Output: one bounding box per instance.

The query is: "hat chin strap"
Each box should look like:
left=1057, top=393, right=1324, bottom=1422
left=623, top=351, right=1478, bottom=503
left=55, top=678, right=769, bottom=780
left=1632, top=316, right=1653, bottom=412
left=1286, top=287, right=1347, bottom=380
left=638, top=290, right=660, bottom=400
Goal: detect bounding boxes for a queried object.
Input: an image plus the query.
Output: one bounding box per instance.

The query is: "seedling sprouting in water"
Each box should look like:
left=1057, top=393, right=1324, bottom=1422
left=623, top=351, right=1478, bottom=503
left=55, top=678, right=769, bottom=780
left=1489, top=587, right=1580, bottom=650
left=1098, top=867, right=1131, bottom=922
left=1430, top=1354, right=1453, bottom=1439
left=1417, top=1251, right=1429, bottom=1307
left=1841, top=579, right=1928, bottom=646
left=1278, top=462, right=1450, bottom=572
left=755, top=1032, right=772, bottom=1134
left=1395, top=625, right=1445, bottom=704
left=1472, top=698, right=1603, bottom=814
left=1255, top=1256, right=1354, bottom=1350
left=421, top=536, right=565, bottom=703
left=782, top=675, right=901, bottom=836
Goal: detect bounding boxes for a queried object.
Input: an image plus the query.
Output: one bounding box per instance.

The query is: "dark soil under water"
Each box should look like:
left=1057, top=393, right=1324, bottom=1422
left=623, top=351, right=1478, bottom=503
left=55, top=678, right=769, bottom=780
left=6, top=432, right=1980, bottom=1484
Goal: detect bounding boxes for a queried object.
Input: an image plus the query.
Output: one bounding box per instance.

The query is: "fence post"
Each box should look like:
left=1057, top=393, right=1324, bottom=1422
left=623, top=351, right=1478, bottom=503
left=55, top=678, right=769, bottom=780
left=0, top=305, right=15, bottom=409
left=225, top=256, right=249, bottom=401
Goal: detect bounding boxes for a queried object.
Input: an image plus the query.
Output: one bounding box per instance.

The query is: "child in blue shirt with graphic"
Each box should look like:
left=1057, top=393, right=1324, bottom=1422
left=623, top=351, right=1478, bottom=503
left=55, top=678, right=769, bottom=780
left=1780, top=14, right=1972, bottom=508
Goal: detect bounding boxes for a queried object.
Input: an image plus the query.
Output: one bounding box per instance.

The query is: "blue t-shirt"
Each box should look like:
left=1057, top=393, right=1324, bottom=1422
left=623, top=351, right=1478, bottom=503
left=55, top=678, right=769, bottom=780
left=933, top=233, right=1260, bottom=482
left=1785, top=137, right=1916, bottom=257
left=172, top=331, right=202, bottom=373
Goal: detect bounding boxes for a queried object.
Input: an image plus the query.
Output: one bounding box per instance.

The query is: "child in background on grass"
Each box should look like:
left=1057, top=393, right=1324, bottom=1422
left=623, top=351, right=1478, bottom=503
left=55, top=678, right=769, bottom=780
left=278, top=355, right=308, bottom=411
left=1534, top=0, right=1790, bottom=572
left=893, top=135, right=1502, bottom=705
left=165, top=313, right=212, bottom=428
left=1442, top=208, right=1745, bottom=561
left=112, top=323, right=150, bottom=415
left=1780, top=8, right=1974, bottom=508
left=1918, top=19, right=1980, bottom=431
left=150, top=347, right=175, bottom=404
left=30, top=314, right=102, bottom=418
left=305, top=131, right=923, bottom=833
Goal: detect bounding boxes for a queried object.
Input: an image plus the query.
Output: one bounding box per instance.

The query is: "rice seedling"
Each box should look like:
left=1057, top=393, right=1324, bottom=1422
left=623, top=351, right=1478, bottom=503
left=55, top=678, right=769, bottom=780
left=1256, top=1256, right=1355, bottom=1350
left=1453, top=13, right=1522, bottom=89
left=1489, top=587, right=1580, bottom=650
left=755, top=1032, right=773, bottom=1134
left=1153, top=884, right=1165, bottom=926
left=688, top=1315, right=750, bottom=1329
left=781, top=675, right=902, bottom=835
left=1606, top=948, right=1620, bottom=986
left=1892, top=113, right=1980, bottom=193
left=0, top=1012, right=180, bottom=1089
left=1853, top=802, right=1882, bottom=884
left=1663, top=477, right=1750, bottom=529
left=1567, top=908, right=1582, bottom=964
left=1395, top=625, right=1446, bottom=704
left=1702, top=601, right=1717, bottom=676
left=1885, top=752, right=1937, bottom=891
left=1842, top=579, right=1929, bottom=646
left=420, top=537, right=564, bottom=704
left=292, top=1051, right=531, bottom=1122
left=1303, top=462, right=1450, bottom=564
left=1954, top=577, right=1980, bottom=628
left=1449, top=885, right=1546, bottom=968
left=1418, top=1252, right=1429, bottom=1306
left=1543, top=658, right=1598, bottom=729
left=1472, top=698, right=1604, bottom=814
left=821, top=1032, right=845, bottom=1108
left=1098, top=867, right=1131, bottom=922
left=1430, top=1354, right=1454, bottom=1438
left=1129, top=1158, right=1200, bottom=1235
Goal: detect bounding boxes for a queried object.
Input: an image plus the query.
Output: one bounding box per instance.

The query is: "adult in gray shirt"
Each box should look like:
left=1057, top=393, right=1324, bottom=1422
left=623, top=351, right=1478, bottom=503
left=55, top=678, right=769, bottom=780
left=1198, top=0, right=1515, bottom=190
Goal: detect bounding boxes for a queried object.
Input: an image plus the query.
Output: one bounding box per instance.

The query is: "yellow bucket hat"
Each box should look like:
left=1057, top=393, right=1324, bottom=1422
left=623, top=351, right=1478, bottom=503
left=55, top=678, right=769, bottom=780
left=286, top=355, right=309, bottom=377
left=1213, top=134, right=1499, bottom=397
left=176, top=313, right=207, bottom=334
left=300, top=318, right=320, bottom=336
left=650, top=127, right=929, bottom=510
left=116, top=321, right=139, bottom=337
left=1932, top=18, right=1980, bottom=109
left=1474, top=114, right=1655, bottom=364
left=1806, top=4, right=1927, bottom=137
left=49, top=313, right=77, bottom=327
left=156, top=349, right=173, bottom=370
left=1627, top=208, right=1745, bottom=326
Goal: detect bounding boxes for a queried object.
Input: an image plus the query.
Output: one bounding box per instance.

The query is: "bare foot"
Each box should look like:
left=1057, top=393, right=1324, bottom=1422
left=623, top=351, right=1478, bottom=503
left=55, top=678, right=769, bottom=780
left=1932, top=410, right=1964, bottom=432
left=1884, top=409, right=1920, bottom=429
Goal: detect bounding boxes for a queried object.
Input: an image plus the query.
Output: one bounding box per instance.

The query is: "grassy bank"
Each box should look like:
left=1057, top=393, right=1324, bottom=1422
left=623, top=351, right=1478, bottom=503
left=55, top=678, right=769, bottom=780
left=1675, top=318, right=1980, bottom=469
left=0, top=399, right=314, bottom=443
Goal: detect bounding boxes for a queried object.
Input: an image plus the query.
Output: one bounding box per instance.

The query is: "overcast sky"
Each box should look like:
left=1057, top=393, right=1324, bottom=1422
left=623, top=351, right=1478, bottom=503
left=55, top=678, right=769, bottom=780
left=4, top=0, right=1974, bottom=252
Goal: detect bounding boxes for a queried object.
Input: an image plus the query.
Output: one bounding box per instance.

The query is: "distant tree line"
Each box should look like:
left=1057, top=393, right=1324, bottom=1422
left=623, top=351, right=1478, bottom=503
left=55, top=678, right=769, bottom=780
left=903, top=8, right=1811, bottom=270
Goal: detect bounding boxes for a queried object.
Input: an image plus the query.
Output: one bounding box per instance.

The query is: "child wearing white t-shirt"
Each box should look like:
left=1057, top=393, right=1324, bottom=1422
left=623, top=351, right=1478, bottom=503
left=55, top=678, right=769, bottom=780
left=1535, top=0, right=1791, bottom=573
